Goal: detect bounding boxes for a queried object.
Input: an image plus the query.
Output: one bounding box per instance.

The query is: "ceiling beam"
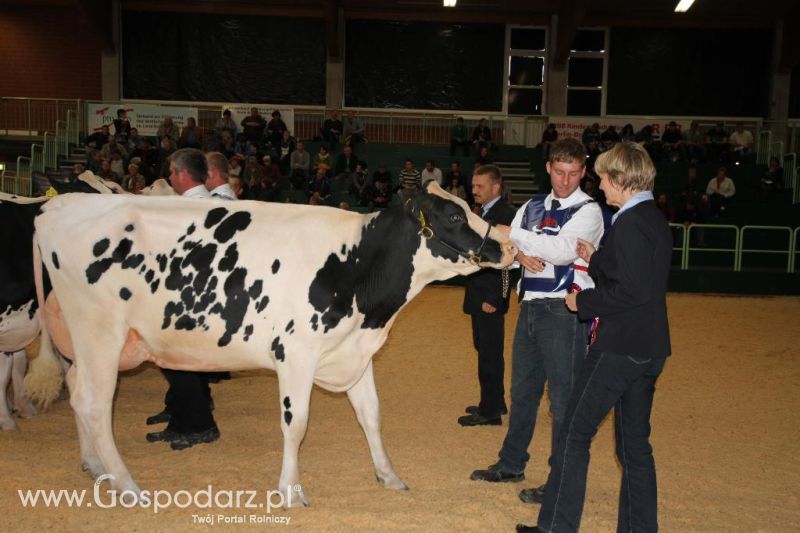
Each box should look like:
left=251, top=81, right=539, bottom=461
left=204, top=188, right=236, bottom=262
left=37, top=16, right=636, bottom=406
left=552, top=0, right=587, bottom=68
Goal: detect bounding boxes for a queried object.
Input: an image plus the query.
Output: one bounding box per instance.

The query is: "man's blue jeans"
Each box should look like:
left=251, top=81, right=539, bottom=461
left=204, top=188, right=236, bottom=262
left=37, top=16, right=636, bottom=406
left=536, top=348, right=667, bottom=533
left=497, top=299, right=587, bottom=474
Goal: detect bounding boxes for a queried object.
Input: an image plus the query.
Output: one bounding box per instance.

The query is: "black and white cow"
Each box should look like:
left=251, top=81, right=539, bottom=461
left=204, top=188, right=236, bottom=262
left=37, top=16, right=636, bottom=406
left=0, top=193, right=47, bottom=430
left=26, top=181, right=516, bottom=505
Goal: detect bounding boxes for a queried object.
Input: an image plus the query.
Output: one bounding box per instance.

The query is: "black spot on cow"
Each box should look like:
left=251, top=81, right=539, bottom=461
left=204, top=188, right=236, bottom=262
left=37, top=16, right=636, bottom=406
left=214, top=211, right=251, bottom=243
left=216, top=267, right=250, bottom=347
left=283, top=396, right=291, bottom=409
left=165, top=256, right=192, bottom=291
left=119, top=288, right=131, bottom=300
left=145, top=269, right=155, bottom=283
left=139, top=264, right=146, bottom=274
left=162, top=301, right=185, bottom=329
left=169, top=249, right=176, bottom=258
left=122, top=254, right=144, bottom=270
left=248, top=280, right=262, bottom=299
left=85, top=258, right=114, bottom=284
left=310, top=314, right=319, bottom=331
left=51, top=252, right=60, bottom=270
left=125, top=224, right=134, bottom=232
left=271, top=259, right=280, bottom=274
left=180, top=286, right=196, bottom=309
left=256, top=295, right=269, bottom=313
left=150, top=279, right=160, bottom=294
left=111, top=239, right=133, bottom=262
left=92, top=238, right=110, bottom=257
left=219, top=243, right=238, bottom=272
left=186, top=222, right=196, bottom=235
left=272, top=337, right=285, bottom=362
left=285, top=320, right=294, bottom=332
left=156, top=254, right=168, bottom=273
left=340, top=244, right=346, bottom=255
left=243, top=324, right=253, bottom=341
left=175, top=315, right=197, bottom=330
left=308, top=209, right=421, bottom=331
left=204, top=208, right=229, bottom=229
left=284, top=410, right=293, bottom=426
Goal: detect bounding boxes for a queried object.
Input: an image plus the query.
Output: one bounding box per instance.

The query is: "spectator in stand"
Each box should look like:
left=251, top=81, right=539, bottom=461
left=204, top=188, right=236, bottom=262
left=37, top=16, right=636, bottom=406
left=728, top=122, right=754, bottom=163
left=580, top=174, right=600, bottom=202
left=158, top=138, right=177, bottom=178
left=241, top=107, right=267, bottom=145
left=451, top=117, right=471, bottom=157
left=680, top=166, right=703, bottom=203
left=760, top=156, right=784, bottom=199
left=233, top=134, right=250, bottom=159
left=229, top=176, right=246, bottom=200
left=179, top=117, right=203, bottom=149
left=349, top=161, right=371, bottom=206
left=215, top=109, right=238, bottom=140
left=266, top=110, right=287, bottom=153
left=446, top=174, right=467, bottom=200
left=706, top=122, right=729, bottom=163
left=581, top=122, right=601, bottom=148
left=620, top=123, right=635, bottom=143
left=97, top=158, right=118, bottom=182
left=367, top=178, right=392, bottom=209
left=113, top=108, right=131, bottom=142
left=315, top=144, right=332, bottom=174
left=277, top=130, right=295, bottom=175
left=157, top=116, right=180, bottom=146
left=586, top=139, right=602, bottom=173
left=473, top=119, right=493, bottom=152
left=334, top=145, right=358, bottom=185
left=322, top=110, right=343, bottom=152
left=599, top=125, right=620, bottom=151
left=661, top=121, right=683, bottom=162
left=68, top=163, right=85, bottom=182
left=242, top=156, right=264, bottom=190
left=372, top=163, right=392, bottom=187
left=681, top=121, right=707, bottom=163
left=655, top=192, right=674, bottom=222
left=539, top=123, right=558, bottom=159
left=261, top=155, right=282, bottom=185
left=290, top=140, right=311, bottom=189
left=421, top=159, right=443, bottom=186
left=307, top=166, right=332, bottom=205
left=249, top=172, right=281, bottom=202
left=343, top=110, right=366, bottom=147
left=228, top=157, right=242, bottom=179
left=476, top=146, right=493, bottom=165
left=87, top=149, right=103, bottom=173
left=635, top=124, right=659, bottom=161
left=398, top=158, right=422, bottom=205
left=125, top=127, right=142, bottom=153
left=706, top=166, right=736, bottom=217
left=130, top=138, right=157, bottom=184
left=86, top=124, right=110, bottom=150
left=122, top=163, right=146, bottom=194
left=219, top=130, right=236, bottom=159
left=100, top=134, right=128, bottom=162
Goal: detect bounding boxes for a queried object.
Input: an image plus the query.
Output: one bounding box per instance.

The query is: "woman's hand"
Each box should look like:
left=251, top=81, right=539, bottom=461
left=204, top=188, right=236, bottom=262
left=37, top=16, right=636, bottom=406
left=565, top=292, right=578, bottom=312
left=575, top=238, right=596, bottom=263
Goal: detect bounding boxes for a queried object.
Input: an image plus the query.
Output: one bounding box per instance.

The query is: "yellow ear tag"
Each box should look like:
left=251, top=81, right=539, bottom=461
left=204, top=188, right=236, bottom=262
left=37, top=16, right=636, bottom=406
left=45, top=186, right=58, bottom=198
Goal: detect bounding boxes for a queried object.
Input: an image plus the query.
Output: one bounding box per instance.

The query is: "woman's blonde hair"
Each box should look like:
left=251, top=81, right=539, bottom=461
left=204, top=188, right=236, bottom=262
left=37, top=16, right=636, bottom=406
left=594, top=141, right=656, bottom=192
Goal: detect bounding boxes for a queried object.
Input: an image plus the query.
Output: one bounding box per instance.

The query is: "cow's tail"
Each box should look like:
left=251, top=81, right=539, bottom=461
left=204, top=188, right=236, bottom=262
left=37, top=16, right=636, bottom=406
left=23, top=231, right=64, bottom=409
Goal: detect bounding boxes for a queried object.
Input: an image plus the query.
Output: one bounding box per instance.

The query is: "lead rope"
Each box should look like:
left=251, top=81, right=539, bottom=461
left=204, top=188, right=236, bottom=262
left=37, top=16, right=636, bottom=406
left=501, top=268, right=509, bottom=299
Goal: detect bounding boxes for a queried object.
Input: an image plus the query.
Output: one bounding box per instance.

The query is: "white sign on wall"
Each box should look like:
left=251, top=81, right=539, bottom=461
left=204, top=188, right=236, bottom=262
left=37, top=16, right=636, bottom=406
left=86, top=103, right=198, bottom=137
left=222, top=105, right=295, bottom=138
left=546, top=116, right=693, bottom=140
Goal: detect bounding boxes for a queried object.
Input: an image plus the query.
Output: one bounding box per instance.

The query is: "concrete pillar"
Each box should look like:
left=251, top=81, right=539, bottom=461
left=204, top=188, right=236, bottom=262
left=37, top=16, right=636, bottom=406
left=768, top=20, right=790, bottom=148
left=101, top=0, right=120, bottom=101
left=546, top=15, right=567, bottom=116
left=326, top=60, right=344, bottom=110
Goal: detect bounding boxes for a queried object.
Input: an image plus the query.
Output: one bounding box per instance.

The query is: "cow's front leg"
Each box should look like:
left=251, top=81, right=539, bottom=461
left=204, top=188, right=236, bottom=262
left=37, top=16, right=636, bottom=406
left=1, top=354, right=18, bottom=431
left=347, top=361, right=408, bottom=490
left=11, top=350, right=36, bottom=418
left=276, top=362, right=315, bottom=508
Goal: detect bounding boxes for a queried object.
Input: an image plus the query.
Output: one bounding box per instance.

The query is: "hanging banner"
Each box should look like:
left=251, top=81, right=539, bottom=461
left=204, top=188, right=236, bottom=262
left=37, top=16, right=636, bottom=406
left=546, top=116, right=694, bottom=140
left=86, top=103, right=198, bottom=137
left=222, top=105, right=295, bottom=138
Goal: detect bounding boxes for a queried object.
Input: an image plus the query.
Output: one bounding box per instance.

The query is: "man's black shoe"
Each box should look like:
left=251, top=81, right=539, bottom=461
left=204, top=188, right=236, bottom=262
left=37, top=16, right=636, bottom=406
left=170, top=427, right=220, bottom=451
left=519, top=484, right=546, bottom=504
left=470, top=463, right=524, bottom=482
left=146, top=429, right=181, bottom=443
left=465, top=405, right=508, bottom=416
left=458, top=412, right=501, bottom=426
left=146, top=410, right=171, bottom=425
left=516, top=525, right=543, bottom=532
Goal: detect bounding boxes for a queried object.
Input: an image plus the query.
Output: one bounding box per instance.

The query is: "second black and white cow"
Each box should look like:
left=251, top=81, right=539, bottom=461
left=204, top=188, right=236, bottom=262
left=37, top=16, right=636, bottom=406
left=27, top=182, right=516, bottom=505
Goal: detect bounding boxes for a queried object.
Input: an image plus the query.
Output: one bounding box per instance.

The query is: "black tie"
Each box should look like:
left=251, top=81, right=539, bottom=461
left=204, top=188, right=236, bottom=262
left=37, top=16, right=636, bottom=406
left=551, top=199, right=561, bottom=210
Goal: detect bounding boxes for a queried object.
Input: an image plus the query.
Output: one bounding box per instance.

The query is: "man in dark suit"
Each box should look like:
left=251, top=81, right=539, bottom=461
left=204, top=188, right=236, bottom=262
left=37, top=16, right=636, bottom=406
left=459, top=165, right=516, bottom=426
left=518, top=141, right=672, bottom=533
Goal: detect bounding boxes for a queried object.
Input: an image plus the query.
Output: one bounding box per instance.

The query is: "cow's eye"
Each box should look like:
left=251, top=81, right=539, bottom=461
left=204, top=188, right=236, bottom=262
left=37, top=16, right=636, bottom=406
left=449, top=214, right=464, bottom=223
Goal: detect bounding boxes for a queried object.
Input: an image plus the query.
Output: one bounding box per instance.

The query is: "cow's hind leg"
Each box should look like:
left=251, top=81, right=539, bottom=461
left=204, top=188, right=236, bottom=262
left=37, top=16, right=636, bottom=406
left=11, top=350, right=36, bottom=418
left=1, top=354, right=18, bottom=431
left=347, top=361, right=407, bottom=490
left=276, top=363, right=315, bottom=508
left=65, top=364, right=104, bottom=479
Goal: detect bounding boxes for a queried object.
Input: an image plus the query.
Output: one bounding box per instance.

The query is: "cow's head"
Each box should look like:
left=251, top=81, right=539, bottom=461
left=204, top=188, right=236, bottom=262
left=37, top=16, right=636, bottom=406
left=405, top=181, right=516, bottom=272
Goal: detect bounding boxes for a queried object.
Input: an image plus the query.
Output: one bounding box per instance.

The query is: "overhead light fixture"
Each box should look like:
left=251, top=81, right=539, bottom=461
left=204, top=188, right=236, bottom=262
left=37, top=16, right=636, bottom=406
left=674, top=0, right=695, bottom=12
left=444, top=0, right=457, bottom=6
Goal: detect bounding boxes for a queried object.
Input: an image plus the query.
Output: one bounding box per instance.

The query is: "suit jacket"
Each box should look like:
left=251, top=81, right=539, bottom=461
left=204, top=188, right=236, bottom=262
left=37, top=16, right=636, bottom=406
left=463, top=200, right=516, bottom=315
left=577, top=200, right=672, bottom=359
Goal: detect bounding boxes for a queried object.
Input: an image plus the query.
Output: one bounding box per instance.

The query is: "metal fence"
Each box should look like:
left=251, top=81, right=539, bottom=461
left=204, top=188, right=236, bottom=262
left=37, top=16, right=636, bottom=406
left=0, top=97, right=84, bottom=136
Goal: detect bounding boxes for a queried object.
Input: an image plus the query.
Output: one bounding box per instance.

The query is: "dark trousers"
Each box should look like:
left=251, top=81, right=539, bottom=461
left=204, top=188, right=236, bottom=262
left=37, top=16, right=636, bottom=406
left=536, top=348, right=666, bottom=533
left=470, top=312, right=506, bottom=416
left=450, top=139, right=471, bottom=157
left=162, top=369, right=217, bottom=434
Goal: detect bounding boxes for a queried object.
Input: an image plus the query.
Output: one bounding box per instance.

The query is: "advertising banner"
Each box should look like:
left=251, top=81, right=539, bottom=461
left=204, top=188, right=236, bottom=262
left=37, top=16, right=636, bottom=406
left=222, top=105, right=295, bottom=138
left=87, top=103, right=198, bottom=137
left=546, top=116, right=694, bottom=140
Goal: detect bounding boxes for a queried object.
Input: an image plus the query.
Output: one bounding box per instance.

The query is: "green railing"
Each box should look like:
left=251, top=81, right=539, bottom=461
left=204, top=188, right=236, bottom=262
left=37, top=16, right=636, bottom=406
left=0, top=97, right=84, bottom=136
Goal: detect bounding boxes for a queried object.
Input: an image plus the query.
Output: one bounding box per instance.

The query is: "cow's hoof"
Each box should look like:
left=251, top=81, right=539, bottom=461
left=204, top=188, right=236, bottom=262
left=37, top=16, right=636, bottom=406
left=14, top=399, right=37, bottom=418
left=81, top=461, right=105, bottom=479
left=1, top=418, right=20, bottom=431
left=377, top=473, right=408, bottom=491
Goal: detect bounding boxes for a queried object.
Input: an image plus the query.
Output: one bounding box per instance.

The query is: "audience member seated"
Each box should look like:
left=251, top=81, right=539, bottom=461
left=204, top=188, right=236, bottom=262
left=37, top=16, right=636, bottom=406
left=277, top=130, right=295, bottom=175
left=315, top=145, right=332, bottom=173
left=580, top=174, right=600, bottom=202
left=129, top=138, right=157, bottom=184
left=681, top=121, right=707, bottom=163
left=620, top=123, right=635, bottom=142
left=760, top=157, right=784, bottom=200
left=179, top=117, right=203, bottom=149
left=122, top=163, right=146, bottom=194
left=445, top=174, right=467, bottom=200
left=113, top=108, right=131, bottom=142
left=249, top=174, right=281, bottom=202
left=322, top=110, right=343, bottom=152
left=472, top=119, right=493, bottom=152
left=228, top=157, right=242, bottom=179
left=96, top=158, right=119, bottom=183
left=366, top=179, right=392, bottom=209
left=290, top=140, right=311, bottom=189
left=67, top=163, right=85, bottom=182
left=398, top=158, right=422, bottom=205
left=475, top=146, right=493, bottom=165
left=242, top=156, right=265, bottom=188
left=108, top=152, right=126, bottom=180
left=219, top=130, right=236, bottom=159
left=582, top=122, right=601, bottom=148
left=635, top=124, right=659, bottom=160
left=100, top=134, right=128, bottom=162
left=348, top=161, right=371, bottom=206
left=125, top=127, right=142, bottom=153
left=266, top=110, right=287, bottom=152
left=706, top=122, right=729, bottom=163
left=538, top=123, right=558, bottom=159
left=661, top=121, right=682, bottom=162
left=728, top=122, right=754, bottom=163
left=586, top=140, right=602, bottom=172
left=241, top=107, right=267, bottom=144
left=157, top=116, right=180, bottom=146
left=158, top=138, right=177, bottom=178
left=228, top=176, right=246, bottom=200
left=233, top=134, right=250, bottom=159
left=343, top=111, right=366, bottom=147
left=334, top=145, right=358, bottom=185
left=681, top=166, right=703, bottom=202
left=85, top=125, right=110, bottom=150
left=307, top=167, right=332, bottom=205
left=87, top=149, right=103, bottom=173
left=450, top=117, right=471, bottom=157
left=705, top=166, right=736, bottom=217
left=421, top=159, right=443, bottom=186
left=372, top=163, right=392, bottom=186
left=215, top=109, right=238, bottom=139
left=655, top=192, right=675, bottom=222
left=599, top=125, right=621, bottom=151
left=261, top=155, right=282, bottom=184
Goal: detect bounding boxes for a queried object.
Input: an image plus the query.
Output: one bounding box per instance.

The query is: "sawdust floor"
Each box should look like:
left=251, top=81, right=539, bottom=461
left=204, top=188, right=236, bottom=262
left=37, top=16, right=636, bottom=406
left=2, top=288, right=799, bottom=532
